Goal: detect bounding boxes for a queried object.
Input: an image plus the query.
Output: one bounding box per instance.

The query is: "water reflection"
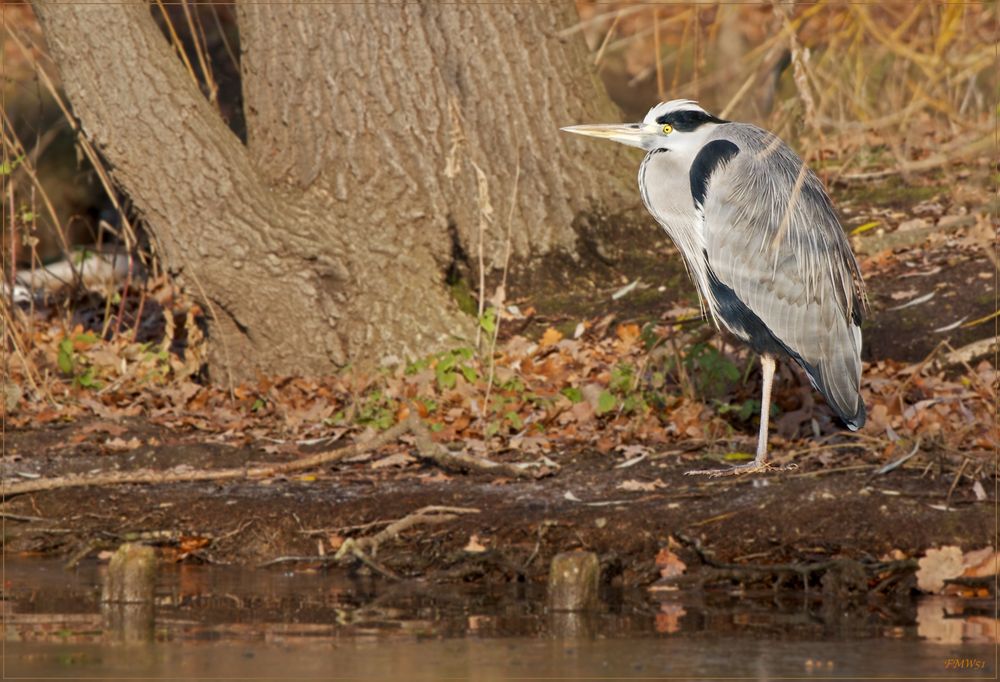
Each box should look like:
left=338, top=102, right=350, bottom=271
left=3, top=559, right=995, bottom=678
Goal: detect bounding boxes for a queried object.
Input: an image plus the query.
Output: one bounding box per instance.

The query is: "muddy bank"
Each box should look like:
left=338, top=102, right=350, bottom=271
left=3, top=418, right=991, bottom=591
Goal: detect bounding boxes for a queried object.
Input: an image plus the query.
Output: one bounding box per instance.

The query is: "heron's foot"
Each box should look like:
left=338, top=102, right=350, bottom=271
left=684, top=459, right=796, bottom=478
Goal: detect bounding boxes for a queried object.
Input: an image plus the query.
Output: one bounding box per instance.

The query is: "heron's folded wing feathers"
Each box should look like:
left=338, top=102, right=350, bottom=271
left=700, top=125, right=866, bottom=427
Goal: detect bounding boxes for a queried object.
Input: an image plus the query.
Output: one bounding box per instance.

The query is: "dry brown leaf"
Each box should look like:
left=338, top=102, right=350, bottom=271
left=916, top=546, right=964, bottom=593
left=371, top=452, right=415, bottom=469
left=654, top=603, right=686, bottom=634
left=655, top=547, right=687, bottom=580
left=617, top=478, right=665, bottom=492
left=961, top=546, right=998, bottom=578
left=616, top=323, right=641, bottom=344
left=463, top=534, right=487, bottom=553
left=540, top=327, right=563, bottom=347
left=104, top=437, right=142, bottom=452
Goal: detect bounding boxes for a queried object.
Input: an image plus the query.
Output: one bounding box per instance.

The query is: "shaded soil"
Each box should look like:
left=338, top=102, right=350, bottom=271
left=2, top=416, right=992, bottom=589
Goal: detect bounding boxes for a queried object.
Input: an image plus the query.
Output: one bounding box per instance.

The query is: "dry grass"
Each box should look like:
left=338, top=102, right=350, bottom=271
left=574, top=1, right=997, bottom=180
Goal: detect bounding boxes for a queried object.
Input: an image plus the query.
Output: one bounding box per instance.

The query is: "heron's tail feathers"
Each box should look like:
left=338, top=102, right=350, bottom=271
left=795, top=324, right=865, bottom=430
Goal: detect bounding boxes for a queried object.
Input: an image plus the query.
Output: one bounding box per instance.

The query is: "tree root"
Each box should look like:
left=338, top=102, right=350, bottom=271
left=407, top=414, right=550, bottom=480
left=2, top=414, right=548, bottom=498
left=258, top=505, right=480, bottom=581
left=673, top=533, right=919, bottom=592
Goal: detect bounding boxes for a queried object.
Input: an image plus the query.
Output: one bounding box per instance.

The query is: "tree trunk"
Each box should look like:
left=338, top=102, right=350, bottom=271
left=32, top=1, right=631, bottom=380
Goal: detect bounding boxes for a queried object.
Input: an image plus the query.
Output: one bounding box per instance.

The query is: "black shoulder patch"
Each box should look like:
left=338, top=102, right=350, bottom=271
left=689, top=139, right=739, bottom=208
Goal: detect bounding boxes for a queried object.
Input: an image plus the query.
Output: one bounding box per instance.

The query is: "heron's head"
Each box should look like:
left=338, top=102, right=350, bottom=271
left=561, top=99, right=726, bottom=158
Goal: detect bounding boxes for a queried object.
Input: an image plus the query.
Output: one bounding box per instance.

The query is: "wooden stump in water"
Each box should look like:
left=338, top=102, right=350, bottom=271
left=103, top=543, right=156, bottom=604
left=548, top=550, right=600, bottom=612
left=102, top=543, right=157, bottom=643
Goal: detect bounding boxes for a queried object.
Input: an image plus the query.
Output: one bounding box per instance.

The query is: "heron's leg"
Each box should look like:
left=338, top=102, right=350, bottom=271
left=753, top=354, right=776, bottom=466
left=685, top=354, right=777, bottom=477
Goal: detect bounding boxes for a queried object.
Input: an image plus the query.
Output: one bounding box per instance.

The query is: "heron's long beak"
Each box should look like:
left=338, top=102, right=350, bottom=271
left=560, top=123, right=655, bottom=150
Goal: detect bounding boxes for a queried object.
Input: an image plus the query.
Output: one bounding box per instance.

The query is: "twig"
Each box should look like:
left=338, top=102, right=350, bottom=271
left=326, top=505, right=480, bottom=580
left=944, top=457, right=970, bottom=510
left=336, top=540, right=402, bottom=580
left=592, top=10, right=622, bottom=67
left=346, top=505, right=479, bottom=557
left=481, top=153, right=520, bottom=427
left=0, top=511, right=52, bottom=523
left=872, top=438, right=921, bottom=476
left=1, top=417, right=413, bottom=498
left=675, top=533, right=919, bottom=587
left=257, top=555, right=337, bottom=568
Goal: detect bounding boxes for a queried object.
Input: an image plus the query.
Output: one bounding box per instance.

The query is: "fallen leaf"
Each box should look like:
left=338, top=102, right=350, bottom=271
left=897, top=217, right=929, bottom=232
left=887, top=290, right=935, bottom=311
left=540, top=327, right=563, bottom=347
left=654, top=603, right=686, bottom=634
left=655, top=547, right=686, bottom=580
left=972, top=480, right=987, bottom=501
left=961, top=547, right=998, bottom=578
left=104, top=437, right=142, bottom=452
left=617, top=478, right=665, bottom=492
left=463, top=534, right=487, bottom=553
left=418, top=471, right=453, bottom=483
left=615, top=323, right=641, bottom=343
left=916, top=546, right=964, bottom=593
left=371, top=452, right=415, bottom=469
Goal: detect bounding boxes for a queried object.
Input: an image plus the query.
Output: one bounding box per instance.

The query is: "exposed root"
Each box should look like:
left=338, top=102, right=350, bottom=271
left=408, top=414, right=551, bottom=480
left=327, top=505, right=480, bottom=580
left=673, top=533, right=919, bottom=592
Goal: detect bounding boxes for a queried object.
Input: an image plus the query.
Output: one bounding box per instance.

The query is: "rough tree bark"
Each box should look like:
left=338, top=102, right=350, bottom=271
left=32, top=1, right=631, bottom=380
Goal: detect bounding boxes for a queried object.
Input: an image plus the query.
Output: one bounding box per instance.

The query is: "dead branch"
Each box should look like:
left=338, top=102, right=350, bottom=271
left=344, top=505, right=480, bottom=557
left=408, top=414, right=550, bottom=479
left=258, top=555, right=337, bottom=568
left=2, top=411, right=557, bottom=499
left=943, top=336, right=998, bottom=367
left=674, top=532, right=919, bottom=590
left=325, top=505, right=479, bottom=580
left=1, top=417, right=413, bottom=498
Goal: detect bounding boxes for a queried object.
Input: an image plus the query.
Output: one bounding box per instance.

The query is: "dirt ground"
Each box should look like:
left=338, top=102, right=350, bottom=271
left=2, top=172, right=996, bottom=596
left=2, top=414, right=992, bottom=592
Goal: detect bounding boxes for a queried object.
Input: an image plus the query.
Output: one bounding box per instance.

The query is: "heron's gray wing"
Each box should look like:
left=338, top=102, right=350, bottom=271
left=698, top=124, right=866, bottom=428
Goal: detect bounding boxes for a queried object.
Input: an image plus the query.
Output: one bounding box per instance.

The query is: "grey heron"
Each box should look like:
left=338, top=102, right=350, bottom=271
left=562, top=100, right=867, bottom=475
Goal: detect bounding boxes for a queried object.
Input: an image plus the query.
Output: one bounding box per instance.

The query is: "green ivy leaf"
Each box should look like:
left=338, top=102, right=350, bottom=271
left=561, top=387, right=583, bottom=403
left=505, top=411, right=523, bottom=430
left=0, top=155, right=24, bottom=175
left=57, top=339, right=74, bottom=375
left=479, top=307, right=496, bottom=335
left=459, top=365, right=478, bottom=383
left=596, top=390, right=616, bottom=415
left=436, top=369, right=457, bottom=390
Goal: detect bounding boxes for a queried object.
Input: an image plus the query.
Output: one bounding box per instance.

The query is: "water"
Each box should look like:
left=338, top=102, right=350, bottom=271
left=4, top=559, right=994, bottom=679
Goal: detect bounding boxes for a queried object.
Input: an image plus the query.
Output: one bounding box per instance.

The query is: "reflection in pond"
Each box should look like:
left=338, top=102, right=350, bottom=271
left=4, top=559, right=995, bottom=678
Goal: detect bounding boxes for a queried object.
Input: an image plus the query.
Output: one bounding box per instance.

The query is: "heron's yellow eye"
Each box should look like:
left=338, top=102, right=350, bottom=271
left=661, top=123, right=673, bottom=135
